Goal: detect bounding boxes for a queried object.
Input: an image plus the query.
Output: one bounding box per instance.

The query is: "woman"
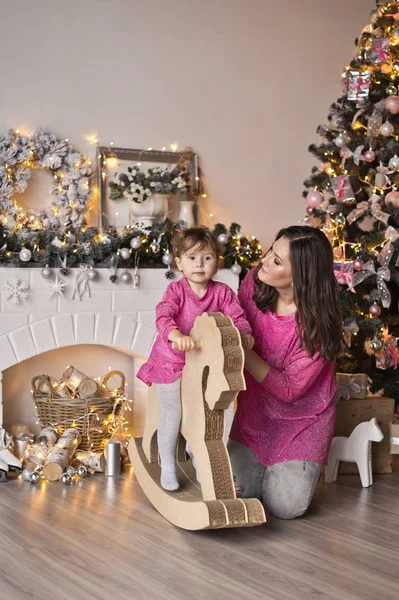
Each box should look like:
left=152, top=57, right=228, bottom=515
left=228, top=225, right=342, bottom=519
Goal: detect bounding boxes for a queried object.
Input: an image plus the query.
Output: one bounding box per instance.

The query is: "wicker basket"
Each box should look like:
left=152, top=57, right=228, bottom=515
left=31, top=371, right=126, bottom=452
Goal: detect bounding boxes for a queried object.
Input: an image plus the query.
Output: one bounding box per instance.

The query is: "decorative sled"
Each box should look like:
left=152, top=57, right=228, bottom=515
left=129, top=312, right=266, bottom=530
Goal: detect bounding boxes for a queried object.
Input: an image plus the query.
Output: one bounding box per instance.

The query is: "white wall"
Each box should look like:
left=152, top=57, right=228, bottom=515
left=0, top=0, right=374, bottom=249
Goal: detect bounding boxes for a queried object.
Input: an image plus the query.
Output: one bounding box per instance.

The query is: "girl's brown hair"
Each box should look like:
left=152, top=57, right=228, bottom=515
left=171, top=227, right=222, bottom=258
left=253, top=225, right=342, bottom=362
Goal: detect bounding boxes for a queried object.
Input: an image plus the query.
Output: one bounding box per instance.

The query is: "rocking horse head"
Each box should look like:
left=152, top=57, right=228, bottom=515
left=185, top=312, right=246, bottom=411
left=351, top=417, right=384, bottom=443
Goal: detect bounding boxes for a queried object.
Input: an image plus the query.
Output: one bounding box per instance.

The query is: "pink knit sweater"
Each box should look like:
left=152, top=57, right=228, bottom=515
left=230, top=269, right=337, bottom=467
left=137, top=277, right=252, bottom=386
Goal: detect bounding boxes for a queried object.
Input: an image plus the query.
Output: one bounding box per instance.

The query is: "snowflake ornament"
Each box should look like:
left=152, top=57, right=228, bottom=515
left=3, top=277, right=29, bottom=304
left=47, top=275, right=67, bottom=299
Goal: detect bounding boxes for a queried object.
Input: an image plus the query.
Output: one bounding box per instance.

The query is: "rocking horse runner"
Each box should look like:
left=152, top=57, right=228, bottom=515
left=128, top=312, right=266, bottom=530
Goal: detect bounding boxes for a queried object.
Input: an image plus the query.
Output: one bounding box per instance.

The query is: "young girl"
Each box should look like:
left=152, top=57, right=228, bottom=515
left=137, top=227, right=253, bottom=491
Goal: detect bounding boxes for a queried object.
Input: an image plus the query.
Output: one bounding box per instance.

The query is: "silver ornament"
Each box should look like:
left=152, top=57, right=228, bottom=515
left=334, top=134, right=349, bottom=148
left=87, top=267, right=98, bottom=281
left=22, top=468, right=33, bottom=482
left=41, top=265, right=53, bottom=280
left=380, top=121, right=394, bottom=137
left=30, top=471, right=40, bottom=484
left=120, top=247, right=130, bottom=260
left=217, top=233, right=228, bottom=245
left=389, top=155, right=399, bottom=170
left=231, top=262, right=242, bottom=275
left=386, top=84, right=398, bottom=96
left=151, top=242, right=160, bottom=253
left=19, top=248, right=31, bottom=262
left=162, top=251, right=173, bottom=266
left=130, top=236, right=142, bottom=250
left=60, top=472, right=72, bottom=485
left=336, top=213, right=346, bottom=225
left=371, top=337, right=382, bottom=350
left=77, top=465, right=87, bottom=478
left=120, top=270, right=132, bottom=284
left=65, top=466, right=76, bottom=476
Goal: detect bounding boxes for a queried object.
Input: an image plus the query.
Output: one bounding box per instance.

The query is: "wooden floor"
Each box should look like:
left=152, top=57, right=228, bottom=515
left=1, top=469, right=399, bottom=600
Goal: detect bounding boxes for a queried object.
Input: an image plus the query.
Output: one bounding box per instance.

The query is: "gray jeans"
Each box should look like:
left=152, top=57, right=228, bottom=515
left=227, top=439, right=322, bottom=520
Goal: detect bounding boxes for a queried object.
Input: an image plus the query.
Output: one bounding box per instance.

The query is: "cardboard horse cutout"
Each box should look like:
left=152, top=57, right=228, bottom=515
left=128, top=312, right=266, bottom=530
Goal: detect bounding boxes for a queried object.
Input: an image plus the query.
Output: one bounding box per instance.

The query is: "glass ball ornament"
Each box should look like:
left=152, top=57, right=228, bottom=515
left=162, top=251, right=173, bottom=266
left=231, top=261, right=242, bottom=275
left=30, top=471, right=40, bottom=484
left=363, top=150, right=375, bottom=162
left=306, top=206, right=314, bottom=215
left=65, top=466, right=76, bottom=476
left=336, top=213, right=346, bottom=226
left=386, top=84, right=398, bottom=96
left=371, top=337, right=382, bottom=351
left=150, top=241, right=160, bottom=253
left=87, top=267, right=98, bottom=281
left=120, top=270, right=132, bottom=284
left=369, top=302, right=381, bottom=318
left=217, top=233, right=229, bottom=245
left=130, top=236, right=142, bottom=250
left=306, top=189, right=323, bottom=208
left=22, top=468, right=33, bottom=482
left=41, top=264, right=53, bottom=280
left=353, top=258, right=364, bottom=271
left=77, top=465, right=87, bottom=478
left=120, top=247, right=130, bottom=260
left=380, top=121, right=394, bottom=137
left=384, top=95, right=399, bottom=115
left=19, top=248, right=31, bottom=262
left=60, top=472, right=72, bottom=485
left=385, top=190, right=399, bottom=208
left=334, top=133, right=349, bottom=148
left=389, top=155, right=399, bottom=170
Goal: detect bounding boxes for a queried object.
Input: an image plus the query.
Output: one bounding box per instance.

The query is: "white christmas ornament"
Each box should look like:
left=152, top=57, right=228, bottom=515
left=130, top=236, right=142, bottom=250
left=389, top=155, right=399, bottom=170
left=380, top=121, right=394, bottom=137
left=87, top=267, right=98, bottom=281
left=19, top=248, right=31, bottom=262
left=41, top=265, right=53, bottom=280
left=47, top=275, right=67, bottom=299
left=120, top=270, right=132, bottom=283
left=72, top=266, right=91, bottom=300
left=120, top=247, right=130, bottom=260
left=231, top=262, right=242, bottom=275
left=3, top=278, right=29, bottom=304
left=217, top=233, right=228, bottom=245
left=51, top=237, right=63, bottom=249
left=162, top=251, right=173, bottom=266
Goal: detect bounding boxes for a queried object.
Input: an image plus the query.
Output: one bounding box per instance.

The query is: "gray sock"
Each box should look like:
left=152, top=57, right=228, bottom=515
left=156, top=379, right=182, bottom=491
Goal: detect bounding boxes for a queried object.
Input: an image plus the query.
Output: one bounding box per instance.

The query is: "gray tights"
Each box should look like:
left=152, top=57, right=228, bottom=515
left=156, top=379, right=182, bottom=491
left=227, top=439, right=322, bottom=519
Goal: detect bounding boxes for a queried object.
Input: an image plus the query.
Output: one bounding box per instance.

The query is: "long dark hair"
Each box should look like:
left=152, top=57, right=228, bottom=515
left=253, top=225, right=342, bottom=362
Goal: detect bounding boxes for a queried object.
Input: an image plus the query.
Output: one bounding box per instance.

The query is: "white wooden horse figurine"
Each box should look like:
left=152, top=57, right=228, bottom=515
left=326, top=418, right=383, bottom=487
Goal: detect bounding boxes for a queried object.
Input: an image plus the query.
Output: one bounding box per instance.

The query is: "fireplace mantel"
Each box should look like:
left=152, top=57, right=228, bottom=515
left=0, top=268, right=239, bottom=426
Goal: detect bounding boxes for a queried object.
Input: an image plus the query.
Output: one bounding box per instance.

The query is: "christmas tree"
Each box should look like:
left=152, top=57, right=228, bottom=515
left=303, top=2, right=399, bottom=404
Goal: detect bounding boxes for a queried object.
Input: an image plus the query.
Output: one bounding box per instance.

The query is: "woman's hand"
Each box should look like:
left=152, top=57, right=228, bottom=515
left=240, top=332, right=254, bottom=350
left=244, top=349, right=271, bottom=383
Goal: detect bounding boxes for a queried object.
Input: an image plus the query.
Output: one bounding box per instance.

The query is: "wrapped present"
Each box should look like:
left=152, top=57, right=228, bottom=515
left=389, top=417, right=399, bottom=454
left=335, top=396, right=395, bottom=473
left=333, top=260, right=354, bottom=290
left=370, top=38, right=390, bottom=63
left=347, top=70, right=370, bottom=105
left=336, top=372, right=368, bottom=399
left=330, top=175, right=355, bottom=204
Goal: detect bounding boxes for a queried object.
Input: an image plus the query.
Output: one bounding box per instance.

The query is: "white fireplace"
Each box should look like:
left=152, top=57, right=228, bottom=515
left=0, top=267, right=239, bottom=434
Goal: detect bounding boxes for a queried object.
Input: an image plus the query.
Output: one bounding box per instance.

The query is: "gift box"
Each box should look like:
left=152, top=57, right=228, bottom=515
left=333, top=261, right=354, bottom=290
left=347, top=70, right=370, bottom=105
left=389, top=417, right=399, bottom=454
left=336, top=373, right=368, bottom=400
left=335, top=396, right=395, bottom=473
left=330, top=175, right=355, bottom=205
left=370, top=38, right=390, bottom=63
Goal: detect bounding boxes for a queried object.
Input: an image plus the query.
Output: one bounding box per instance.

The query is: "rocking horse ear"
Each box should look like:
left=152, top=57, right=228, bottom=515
left=370, top=417, right=377, bottom=424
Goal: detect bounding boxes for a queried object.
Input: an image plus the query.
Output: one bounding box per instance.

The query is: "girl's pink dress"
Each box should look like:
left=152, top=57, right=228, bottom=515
left=137, top=276, right=252, bottom=386
left=229, top=269, right=337, bottom=467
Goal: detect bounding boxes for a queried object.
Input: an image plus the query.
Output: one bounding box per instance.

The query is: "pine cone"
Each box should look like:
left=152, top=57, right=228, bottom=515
left=165, top=270, right=175, bottom=280
left=60, top=267, right=70, bottom=276
left=109, top=274, right=118, bottom=283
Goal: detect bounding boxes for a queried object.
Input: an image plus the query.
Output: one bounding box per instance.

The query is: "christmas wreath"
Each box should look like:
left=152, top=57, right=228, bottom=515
left=0, top=128, right=93, bottom=231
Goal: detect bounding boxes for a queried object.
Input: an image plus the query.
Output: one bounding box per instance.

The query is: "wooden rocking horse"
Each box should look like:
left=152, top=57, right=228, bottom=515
left=128, top=312, right=266, bottom=530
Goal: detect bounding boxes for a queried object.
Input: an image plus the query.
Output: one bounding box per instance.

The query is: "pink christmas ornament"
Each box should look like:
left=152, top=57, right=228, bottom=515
left=353, top=258, right=364, bottom=271
left=306, top=189, right=323, bottom=208
left=384, top=95, right=399, bottom=115
left=385, top=190, right=399, bottom=208
left=363, top=150, right=375, bottom=162
left=369, top=303, right=382, bottom=317
left=306, top=206, right=314, bottom=215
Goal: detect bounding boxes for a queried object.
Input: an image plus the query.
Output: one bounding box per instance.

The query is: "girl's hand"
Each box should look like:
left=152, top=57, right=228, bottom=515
left=240, top=333, right=254, bottom=350
left=171, top=335, right=196, bottom=352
